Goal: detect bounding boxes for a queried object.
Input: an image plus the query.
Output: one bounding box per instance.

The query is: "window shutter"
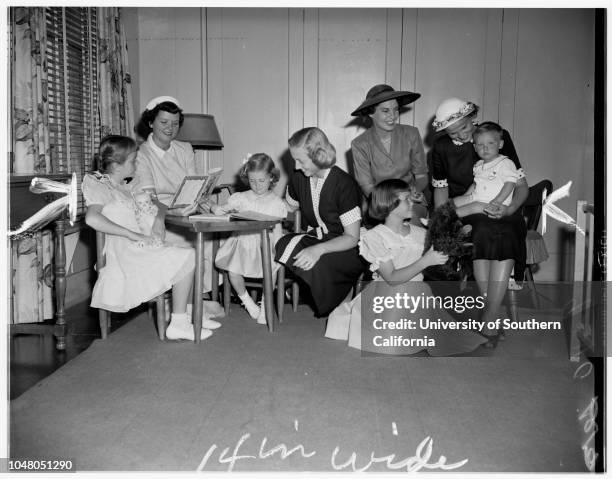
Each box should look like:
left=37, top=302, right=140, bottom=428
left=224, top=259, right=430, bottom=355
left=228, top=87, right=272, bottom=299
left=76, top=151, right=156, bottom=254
left=45, top=7, right=100, bottom=213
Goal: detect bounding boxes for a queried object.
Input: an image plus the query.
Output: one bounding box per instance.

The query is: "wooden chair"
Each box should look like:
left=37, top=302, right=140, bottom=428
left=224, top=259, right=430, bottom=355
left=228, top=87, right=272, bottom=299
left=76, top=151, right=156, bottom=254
left=508, top=180, right=552, bottom=321
left=520, top=179, right=553, bottom=306
left=95, top=231, right=168, bottom=340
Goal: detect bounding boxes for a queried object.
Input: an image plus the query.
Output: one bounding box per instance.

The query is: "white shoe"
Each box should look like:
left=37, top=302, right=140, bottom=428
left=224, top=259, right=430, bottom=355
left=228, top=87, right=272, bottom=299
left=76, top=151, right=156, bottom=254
left=202, top=318, right=222, bottom=329
left=166, top=314, right=213, bottom=340
left=256, top=303, right=267, bottom=325
left=186, top=304, right=222, bottom=329
left=508, top=277, right=523, bottom=291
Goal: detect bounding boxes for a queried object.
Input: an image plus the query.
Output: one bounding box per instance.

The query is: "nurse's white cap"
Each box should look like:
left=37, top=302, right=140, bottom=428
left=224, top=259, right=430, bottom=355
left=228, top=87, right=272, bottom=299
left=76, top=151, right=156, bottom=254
left=145, top=95, right=181, bottom=111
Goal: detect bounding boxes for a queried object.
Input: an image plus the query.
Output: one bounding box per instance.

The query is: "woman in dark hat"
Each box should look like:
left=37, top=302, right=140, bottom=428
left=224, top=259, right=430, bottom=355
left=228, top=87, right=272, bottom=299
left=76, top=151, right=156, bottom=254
left=351, top=84, right=428, bottom=199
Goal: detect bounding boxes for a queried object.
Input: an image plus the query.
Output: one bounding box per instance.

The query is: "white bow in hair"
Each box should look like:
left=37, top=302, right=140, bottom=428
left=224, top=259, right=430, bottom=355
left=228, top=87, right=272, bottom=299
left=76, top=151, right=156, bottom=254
left=541, top=181, right=585, bottom=236
left=242, top=153, right=253, bottom=165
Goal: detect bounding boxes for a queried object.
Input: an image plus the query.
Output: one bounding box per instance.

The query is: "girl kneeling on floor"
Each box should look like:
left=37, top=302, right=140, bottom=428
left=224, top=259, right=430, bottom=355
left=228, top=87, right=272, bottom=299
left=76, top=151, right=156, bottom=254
left=325, top=179, right=487, bottom=355
left=83, top=135, right=217, bottom=341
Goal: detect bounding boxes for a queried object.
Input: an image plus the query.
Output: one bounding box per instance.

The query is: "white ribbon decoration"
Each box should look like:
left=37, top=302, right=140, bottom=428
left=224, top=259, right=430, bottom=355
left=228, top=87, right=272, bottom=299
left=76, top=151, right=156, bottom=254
left=8, top=173, right=77, bottom=236
left=541, top=180, right=585, bottom=236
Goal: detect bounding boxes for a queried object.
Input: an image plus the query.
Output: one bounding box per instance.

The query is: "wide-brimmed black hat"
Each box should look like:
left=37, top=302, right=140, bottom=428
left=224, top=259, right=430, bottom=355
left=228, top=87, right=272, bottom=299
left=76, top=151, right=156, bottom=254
left=351, top=84, right=421, bottom=117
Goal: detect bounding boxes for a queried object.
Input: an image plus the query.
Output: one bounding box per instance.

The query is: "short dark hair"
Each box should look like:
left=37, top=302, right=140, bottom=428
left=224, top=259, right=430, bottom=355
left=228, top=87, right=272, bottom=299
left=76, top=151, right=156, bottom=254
left=135, top=101, right=184, bottom=139
left=96, top=135, right=137, bottom=173
left=368, top=179, right=410, bottom=221
left=288, top=127, right=336, bottom=168
left=239, top=153, right=280, bottom=188
left=473, top=121, right=503, bottom=141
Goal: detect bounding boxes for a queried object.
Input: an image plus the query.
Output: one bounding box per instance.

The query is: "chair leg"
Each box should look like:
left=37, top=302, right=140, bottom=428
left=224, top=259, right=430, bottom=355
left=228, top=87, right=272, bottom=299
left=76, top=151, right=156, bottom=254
left=98, top=309, right=109, bottom=339
left=525, top=266, right=539, bottom=309
left=292, top=281, right=299, bottom=312
left=147, top=302, right=155, bottom=323
left=155, top=295, right=166, bottom=341
left=223, top=271, right=231, bottom=315
left=507, top=289, right=520, bottom=324
left=250, top=290, right=258, bottom=302
left=277, top=266, right=285, bottom=323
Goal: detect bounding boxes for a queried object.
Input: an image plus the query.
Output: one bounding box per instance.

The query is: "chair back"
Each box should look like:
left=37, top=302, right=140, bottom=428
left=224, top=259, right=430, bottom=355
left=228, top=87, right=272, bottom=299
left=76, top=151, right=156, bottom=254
left=522, top=180, right=553, bottom=231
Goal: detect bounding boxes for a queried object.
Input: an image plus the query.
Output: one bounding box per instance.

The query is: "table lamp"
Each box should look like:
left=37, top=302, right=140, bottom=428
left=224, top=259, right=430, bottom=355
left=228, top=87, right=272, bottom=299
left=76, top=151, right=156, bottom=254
left=176, top=113, right=223, bottom=149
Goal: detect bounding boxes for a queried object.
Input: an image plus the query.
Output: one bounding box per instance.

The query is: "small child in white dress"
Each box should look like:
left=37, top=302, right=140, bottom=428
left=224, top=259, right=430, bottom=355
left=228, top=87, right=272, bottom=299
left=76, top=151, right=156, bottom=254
left=326, top=179, right=487, bottom=355
left=83, top=135, right=215, bottom=341
left=452, top=122, right=519, bottom=217
left=211, top=153, right=287, bottom=324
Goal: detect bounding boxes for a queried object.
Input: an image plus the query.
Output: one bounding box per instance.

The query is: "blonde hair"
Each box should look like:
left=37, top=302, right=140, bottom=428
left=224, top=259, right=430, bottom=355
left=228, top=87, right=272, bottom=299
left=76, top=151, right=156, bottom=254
left=288, top=127, right=336, bottom=168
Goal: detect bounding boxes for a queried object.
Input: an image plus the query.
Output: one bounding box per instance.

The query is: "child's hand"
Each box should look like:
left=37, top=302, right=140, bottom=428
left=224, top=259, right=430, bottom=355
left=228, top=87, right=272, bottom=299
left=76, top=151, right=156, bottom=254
left=423, top=246, right=449, bottom=266
left=483, top=202, right=502, bottom=217
left=171, top=203, right=199, bottom=217
left=198, top=200, right=213, bottom=213
left=485, top=203, right=509, bottom=219
left=211, top=204, right=227, bottom=215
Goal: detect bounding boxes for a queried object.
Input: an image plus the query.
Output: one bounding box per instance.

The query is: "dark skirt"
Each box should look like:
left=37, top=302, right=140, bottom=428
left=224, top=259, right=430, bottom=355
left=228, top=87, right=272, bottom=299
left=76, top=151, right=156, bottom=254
left=275, top=233, right=367, bottom=317
left=463, top=210, right=527, bottom=263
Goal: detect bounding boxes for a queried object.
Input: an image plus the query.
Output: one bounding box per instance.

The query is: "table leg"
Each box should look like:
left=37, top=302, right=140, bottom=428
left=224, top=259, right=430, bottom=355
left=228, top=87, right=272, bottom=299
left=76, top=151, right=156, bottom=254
left=211, top=235, right=219, bottom=303
left=194, top=231, right=204, bottom=343
left=260, top=228, right=275, bottom=332
left=53, top=217, right=67, bottom=350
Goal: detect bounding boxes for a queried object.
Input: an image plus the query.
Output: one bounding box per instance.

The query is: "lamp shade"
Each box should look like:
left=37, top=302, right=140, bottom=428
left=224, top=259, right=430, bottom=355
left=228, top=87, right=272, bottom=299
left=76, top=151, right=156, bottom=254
left=176, top=113, right=223, bottom=148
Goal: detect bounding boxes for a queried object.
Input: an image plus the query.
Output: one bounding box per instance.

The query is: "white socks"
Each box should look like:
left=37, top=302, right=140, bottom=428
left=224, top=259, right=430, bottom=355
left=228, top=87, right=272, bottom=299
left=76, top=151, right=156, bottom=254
left=238, top=292, right=261, bottom=319
left=166, top=313, right=213, bottom=340
left=186, top=304, right=222, bottom=329
left=257, top=296, right=267, bottom=325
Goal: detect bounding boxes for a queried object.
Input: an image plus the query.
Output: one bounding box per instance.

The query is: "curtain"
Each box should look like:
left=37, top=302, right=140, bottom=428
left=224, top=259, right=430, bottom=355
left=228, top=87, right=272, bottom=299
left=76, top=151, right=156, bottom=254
left=97, top=7, right=134, bottom=140
left=10, top=6, right=134, bottom=323
left=11, top=7, right=50, bottom=174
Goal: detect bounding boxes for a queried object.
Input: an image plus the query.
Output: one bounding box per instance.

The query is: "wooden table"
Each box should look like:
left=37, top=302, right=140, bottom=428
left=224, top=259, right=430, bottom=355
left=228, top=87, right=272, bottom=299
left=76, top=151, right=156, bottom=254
left=165, top=216, right=281, bottom=341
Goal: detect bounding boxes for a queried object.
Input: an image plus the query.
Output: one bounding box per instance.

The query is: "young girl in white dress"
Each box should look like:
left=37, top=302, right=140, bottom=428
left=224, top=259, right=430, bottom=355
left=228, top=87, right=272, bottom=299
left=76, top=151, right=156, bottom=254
left=326, top=179, right=487, bottom=355
left=83, top=135, right=214, bottom=341
left=212, top=153, right=287, bottom=324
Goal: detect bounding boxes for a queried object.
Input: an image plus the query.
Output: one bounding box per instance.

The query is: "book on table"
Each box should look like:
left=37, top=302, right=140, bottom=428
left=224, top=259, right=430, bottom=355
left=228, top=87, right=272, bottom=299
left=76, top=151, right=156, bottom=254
left=169, top=167, right=223, bottom=209
left=188, top=212, right=231, bottom=222
left=189, top=210, right=283, bottom=222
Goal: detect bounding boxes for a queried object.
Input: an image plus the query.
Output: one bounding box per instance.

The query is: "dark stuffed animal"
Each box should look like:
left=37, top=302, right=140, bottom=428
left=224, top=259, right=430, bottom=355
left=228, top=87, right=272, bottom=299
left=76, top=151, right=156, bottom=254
left=422, top=201, right=473, bottom=281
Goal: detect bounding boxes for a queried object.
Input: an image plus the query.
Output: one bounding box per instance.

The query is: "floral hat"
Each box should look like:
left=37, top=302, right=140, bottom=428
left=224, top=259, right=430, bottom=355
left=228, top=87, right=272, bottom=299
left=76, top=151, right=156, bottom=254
left=351, top=84, right=421, bottom=117
left=432, top=98, right=477, bottom=131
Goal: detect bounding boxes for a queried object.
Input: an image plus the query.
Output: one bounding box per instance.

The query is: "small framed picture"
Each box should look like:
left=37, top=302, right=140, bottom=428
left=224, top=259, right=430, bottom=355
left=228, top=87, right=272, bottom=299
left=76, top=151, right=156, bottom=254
left=169, top=176, right=207, bottom=208
left=169, top=168, right=224, bottom=209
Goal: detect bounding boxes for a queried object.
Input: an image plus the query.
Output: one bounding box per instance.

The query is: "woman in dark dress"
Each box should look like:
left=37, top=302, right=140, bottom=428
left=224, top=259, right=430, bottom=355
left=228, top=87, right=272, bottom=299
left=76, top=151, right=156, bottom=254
left=275, top=127, right=366, bottom=317
left=431, top=98, right=528, bottom=344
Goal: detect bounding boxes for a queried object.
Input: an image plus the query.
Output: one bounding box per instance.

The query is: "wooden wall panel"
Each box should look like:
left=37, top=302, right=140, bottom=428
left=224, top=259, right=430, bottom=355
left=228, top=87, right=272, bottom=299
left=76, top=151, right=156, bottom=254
left=128, top=7, right=596, bottom=280
left=512, top=9, right=595, bottom=280
left=206, top=8, right=289, bottom=183
left=136, top=8, right=202, bottom=118
left=413, top=9, right=491, bottom=145
left=317, top=8, right=389, bottom=172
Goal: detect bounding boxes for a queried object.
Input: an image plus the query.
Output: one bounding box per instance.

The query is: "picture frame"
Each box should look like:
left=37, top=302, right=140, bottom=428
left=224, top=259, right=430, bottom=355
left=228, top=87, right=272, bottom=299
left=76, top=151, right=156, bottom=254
left=169, top=168, right=223, bottom=209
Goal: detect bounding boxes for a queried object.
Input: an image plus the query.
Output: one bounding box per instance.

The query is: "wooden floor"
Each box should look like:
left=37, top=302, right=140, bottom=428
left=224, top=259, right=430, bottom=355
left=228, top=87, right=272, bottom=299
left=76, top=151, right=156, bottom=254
left=9, top=301, right=142, bottom=400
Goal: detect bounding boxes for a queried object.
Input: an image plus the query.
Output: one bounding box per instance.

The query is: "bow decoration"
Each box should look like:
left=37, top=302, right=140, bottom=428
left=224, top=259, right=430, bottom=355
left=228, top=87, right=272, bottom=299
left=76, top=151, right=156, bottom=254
left=541, top=180, right=585, bottom=236
left=8, top=173, right=77, bottom=237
